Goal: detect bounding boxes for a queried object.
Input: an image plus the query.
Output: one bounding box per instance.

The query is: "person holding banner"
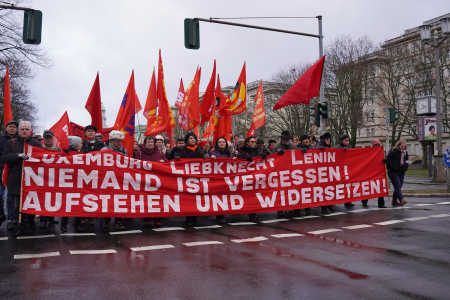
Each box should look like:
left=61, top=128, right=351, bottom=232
left=316, top=132, right=336, bottom=215
left=361, top=139, right=387, bottom=208
left=387, top=140, right=408, bottom=206
left=2, top=121, right=42, bottom=237
left=135, top=136, right=167, bottom=227
left=101, top=131, right=127, bottom=230
left=335, top=135, right=355, bottom=208
left=294, top=134, right=312, bottom=216
left=81, top=125, right=105, bottom=153
left=169, top=138, right=185, bottom=160
left=0, top=120, right=19, bottom=231
left=179, top=132, right=204, bottom=227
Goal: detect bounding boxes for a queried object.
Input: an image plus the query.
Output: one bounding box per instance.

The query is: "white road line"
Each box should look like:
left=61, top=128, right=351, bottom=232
left=436, top=202, right=450, bottom=205
left=183, top=241, right=224, bottom=247
left=152, top=227, right=185, bottom=232
left=404, top=217, right=429, bottom=221
left=193, top=225, right=222, bottom=229
left=60, top=233, right=96, bottom=236
left=342, top=224, right=374, bottom=230
left=348, top=209, right=370, bottom=213
left=428, top=214, right=450, bottom=218
left=260, top=219, right=290, bottom=224
left=0, top=237, right=8, bottom=241
left=292, top=215, right=320, bottom=220
left=109, top=230, right=142, bottom=235
left=228, top=222, right=257, bottom=226
left=270, top=233, right=304, bottom=238
left=131, top=245, right=175, bottom=252
left=374, top=220, right=405, bottom=225
left=308, top=228, right=342, bottom=234
left=69, top=249, right=117, bottom=254
left=17, top=234, right=55, bottom=240
left=392, top=206, right=411, bottom=209
left=323, top=212, right=347, bottom=217
left=231, top=236, right=268, bottom=243
left=414, top=204, right=435, bottom=206
left=14, top=252, right=60, bottom=259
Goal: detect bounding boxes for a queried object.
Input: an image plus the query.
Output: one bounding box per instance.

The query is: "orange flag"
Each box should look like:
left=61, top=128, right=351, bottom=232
left=145, top=50, right=175, bottom=136
left=143, top=68, right=157, bottom=126
left=3, top=66, right=12, bottom=128
left=199, top=60, right=216, bottom=126
left=184, top=67, right=201, bottom=130
left=194, top=126, right=199, bottom=136
left=114, top=70, right=142, bottom=157
left=202, top=115, right=214, bottom=140
left=250, top=80, right=266, bottom=130
left=84, top=72, right=103, bottom=133
left=213, top=75, right=232, bottom=143
left=48, top=111, right=70, bottom=149
left=224, top=62, right=246, bottom=115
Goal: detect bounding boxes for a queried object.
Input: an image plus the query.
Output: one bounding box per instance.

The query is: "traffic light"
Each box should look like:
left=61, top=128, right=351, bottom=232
left=310, top=104, right=320, bottom=127
left=23, top=10, right=43, bottom=45
left=389, top=108, right=399, bottom=123
left=319, top=101, right=329, bottom=119
left=184, top=18, right=200, bottom=49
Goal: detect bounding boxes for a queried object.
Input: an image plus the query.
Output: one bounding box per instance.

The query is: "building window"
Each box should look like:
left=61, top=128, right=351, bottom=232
left=370, top=113, right=374, bottom=122
left=366, top=129, right=370, bottom=137
left=358, top=130, right=361, bottom=137
left=371, top=128, right=375, bottom=137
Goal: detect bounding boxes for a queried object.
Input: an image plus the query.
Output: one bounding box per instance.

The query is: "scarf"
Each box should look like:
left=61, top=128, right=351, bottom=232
left=187, top=145, right=198, bottom=152
left=400, top=149, right=406, bottom=165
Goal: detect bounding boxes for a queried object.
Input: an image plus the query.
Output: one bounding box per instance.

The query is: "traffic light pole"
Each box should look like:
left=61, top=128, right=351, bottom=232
left=318, top=16, right=325, bottom=135
left=385, top=106, right=389, bottom=154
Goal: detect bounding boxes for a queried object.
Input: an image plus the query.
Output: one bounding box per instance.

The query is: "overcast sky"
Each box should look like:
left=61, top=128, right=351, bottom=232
left=25, top=0, right=447, bottom=132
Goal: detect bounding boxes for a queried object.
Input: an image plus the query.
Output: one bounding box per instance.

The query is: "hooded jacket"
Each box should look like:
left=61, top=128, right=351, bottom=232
left=0, top=130, right=19, bottom=173
left=240, top=145, right=261, bottom=159
left=316, top=139, right=332, bottom=149
left=297, top=143, right=310, bottom=151
left=134, top=144, right=168, bottom=162
left=2, top=136, right=43, bottom=194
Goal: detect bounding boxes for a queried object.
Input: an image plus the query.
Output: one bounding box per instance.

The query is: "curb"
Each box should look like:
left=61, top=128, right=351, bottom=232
left=389, top=193, right=450, bottom=198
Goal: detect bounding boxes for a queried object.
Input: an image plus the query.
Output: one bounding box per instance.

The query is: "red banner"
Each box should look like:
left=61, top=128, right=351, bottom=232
left=20, top=146, right=387, bottom=218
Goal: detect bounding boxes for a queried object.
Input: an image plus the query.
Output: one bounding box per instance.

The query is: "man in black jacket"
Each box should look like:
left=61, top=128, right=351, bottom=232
left=81, top=125, right=105, bottom=153
left=0, top=120, right=19, bottom=230
left=2, top=121, right=43, bottom=237
left=169, top=138, right=185, bottom=160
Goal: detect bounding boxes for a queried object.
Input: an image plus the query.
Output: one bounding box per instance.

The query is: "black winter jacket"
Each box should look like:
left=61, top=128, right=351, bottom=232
left=179, top=145, right=205, bottom=159
left=387, top=148, right=409, bottom=174
left=2, top=137, right=42, bottom=194
left=81, top=139, right=105, bottom=153
left=240, top=146, right=261, bottom=159
left=0, top=131, right=19, bottom=173
left=297, top=143, right=310, bottom=151
left=316, top=139, right=332, bottom=149
left=169, top=147, right=182, bottom=160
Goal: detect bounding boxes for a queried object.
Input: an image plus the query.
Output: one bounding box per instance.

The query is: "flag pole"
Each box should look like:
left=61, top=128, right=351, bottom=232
left=245, top=109, right=247, bottom=134
left=310, top=98, right=319, bottom=144
left=264, top=123, right=268, bottom=145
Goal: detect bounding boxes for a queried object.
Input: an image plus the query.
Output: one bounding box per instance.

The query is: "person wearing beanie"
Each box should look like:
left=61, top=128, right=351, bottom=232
left=199, top=140, right=210, bottom=155
left=68, top=136, right=82, bottom=151
left=334, top=134, right=352, bottom=150
left=268, top=139, right=277, bottom=151
left=255, top=137, right=271, bottom=157
left=180, top=133, right=204, bottom=227
left=82, top=124, right=105, bottom=153
left=361, top=139, right=387, bottom=209
left=315, top=132, right=335, bottom=215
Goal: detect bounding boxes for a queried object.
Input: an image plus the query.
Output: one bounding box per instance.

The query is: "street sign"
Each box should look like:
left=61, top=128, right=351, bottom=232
left=444, top=148, right=450, bottom=167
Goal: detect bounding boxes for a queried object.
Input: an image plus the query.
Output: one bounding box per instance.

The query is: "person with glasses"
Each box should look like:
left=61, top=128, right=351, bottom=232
left=361, top=139, right=387, bottom=208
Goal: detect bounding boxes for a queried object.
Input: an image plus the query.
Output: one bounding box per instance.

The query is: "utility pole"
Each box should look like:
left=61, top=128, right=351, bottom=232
left=318, top=16, right=325, bottom=136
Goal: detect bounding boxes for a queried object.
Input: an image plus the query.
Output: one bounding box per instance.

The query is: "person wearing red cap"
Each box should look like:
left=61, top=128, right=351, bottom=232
left=361, top=139, right=387, bottom=208
left=199, top=139, right=210, bottom=156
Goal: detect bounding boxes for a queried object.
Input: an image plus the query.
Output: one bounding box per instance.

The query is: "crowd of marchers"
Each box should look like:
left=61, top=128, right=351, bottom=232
left=0, top=120, right=409, bottom=237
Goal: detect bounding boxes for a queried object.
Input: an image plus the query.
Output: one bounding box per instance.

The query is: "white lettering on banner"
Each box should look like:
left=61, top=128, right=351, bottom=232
left=42, top=154, right=55, bottom=164
left=144, top=175, right=161, bottom=191
left=256, top=192, right=277, bottom=208
left=77, top=169, right=98, bottom=189
left=56, top=155, right=70, bottom=164
left=186, top=178, right=200, bottom=193
left=123, top=173, right=141, bottom=191
left=100, top=195, right=110, bottom=212
left=314, top=186, right=324, bottom=202
left=103, top=153, right=114, bottom=166
left=371, top=180, right=380, bottom=194
left=45, top=192, right=62, bottom=211
left=147, top=195, right=160, bottom=212
left=22, top=191, right=41, bottom=211
left=48, top=168, right=55, bottom=187
left=163, top=195, right=180, bottom=212
left=114, top=195, right=128, bottom=212
left=66, top=193, right=80, bottom=212
left=212, top=195, right=229, bottom=211
left=230, top=195, right=244, bottom=210
left=86, top=153, right=101, bottom=166
left=101, top=171, right=119, bottom=189
left=73, top=154, right=84, bottom=165
left=59, top=169, right=74, bottom=188
left=288, top=189, right=300, bottom=205
left=242, top=175, right=253, bottom=191
left=116, top=156, right=129, bottom=168
left=131, top=195, right=144, bottom=213
left=24, top=167, right=44, bottom=186
left=301, top=188, right=312, bottom=203
left=202, top=162, right=212, bottom=174
left=171, top=161, right=183, bottom=174
left=224, top=176, right=239, bottom=192
left=83, top=194, right=98, bottom=212
left=196, top=195, right=210, bottom=212
left=130, top=158, right=142, bottom=169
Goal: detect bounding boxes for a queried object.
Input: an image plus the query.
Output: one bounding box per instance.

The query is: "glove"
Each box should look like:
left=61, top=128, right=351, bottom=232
left=18, top=153, right=29, bottom=160
left=320, top=146, right=326, bottom=150
left=261, top=153, right=267, bottom=159
left=175, top=156, right=180, bottom=161
left=277, top=149, right=284, bottom=155
left=204, top=154, right=210, bottom=159
left=301, top=148, right=307, bottom=153
left=344, top=147, right=347, bottom=151
left=246, top=156, right=253, bottom=162
left=383, top=159, right=387, bottom=164
left=63, top=149, right=70, bottom=154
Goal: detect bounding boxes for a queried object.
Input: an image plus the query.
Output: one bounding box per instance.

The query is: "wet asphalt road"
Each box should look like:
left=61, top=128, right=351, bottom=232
left=1, top=197, right=449, bottom=300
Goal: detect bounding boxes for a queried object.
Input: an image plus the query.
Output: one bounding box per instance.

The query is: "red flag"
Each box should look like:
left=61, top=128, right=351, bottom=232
left=246, top=123, right=256, bottom=137
left=273, top=55, right=325, bottom=110
left=70, top=122, right=114, bottom=141
left=184, top=67, right=201, bottom=130
left=203, top=115, right=214, bottom=139
left=194, top=126, right=199, bottom=136
left=224, top=63, right=246, bottom=115
left=251, top=80, right=266, bottom=129
left=199, top=60, right=216, bottom=125
left=3, top=66, right=12, bottom=128
left=48, top=111, right=70, bottom=149
left=213, top=75, right=232, bottom=143
left=174, top=79, right=185, bottom=109
left=84, top=72, right=103, bottom=133
left=145, top=50, right=176, bottom=136
left=114, top=70, right=141, bottom=157
left=143, top=68, right=157, bottom=126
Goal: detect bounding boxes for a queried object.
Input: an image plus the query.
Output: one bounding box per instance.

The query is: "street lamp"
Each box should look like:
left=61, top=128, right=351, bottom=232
left=419, top=18, right=449, bottom=182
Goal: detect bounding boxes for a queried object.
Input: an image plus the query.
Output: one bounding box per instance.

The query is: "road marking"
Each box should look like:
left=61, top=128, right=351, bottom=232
left=152, top=227, right=185, bottom=232
left=308, top=228, right=342, bottom=234
left=231, top=236, right=268, bottom=243
left=260, top=219, right=290, bottom=223
left=109, top=230, right=142, bottom=235
left=228, top=222, right=257, bottom=226
left=60, top=233, right=96, bottom=236
left=348, top=209, right=370, bottom=213
left=271, top=233, right=304, bottom=238
left=403, top=217, right=429, bottom=221
left=414, top=204, right=435, bottom=206
left=342, top=224, right=374, bottom=230
left=0, top=237, right=8, bottom=241
left=323, top=212, right=347, bottom=217
left=182, top=241, right=224, bottom=247
left=193, top=225, right=222, bottom=229
left=14, top=252, right=60, bottom=259
left=392, top=206, right=411, bottom=209
left=131, top=245, right=175, bottom=252
left=436, top=202, right=450, bottom=205
left=17, top=234, right=55, bottom=240
left=428, top=214, right=450, bottom=218
left=292, top=215, right=320, bottom=220
left=69, top=249, right=117, bottom=254
left=374, top=220, right=405, bottom=225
